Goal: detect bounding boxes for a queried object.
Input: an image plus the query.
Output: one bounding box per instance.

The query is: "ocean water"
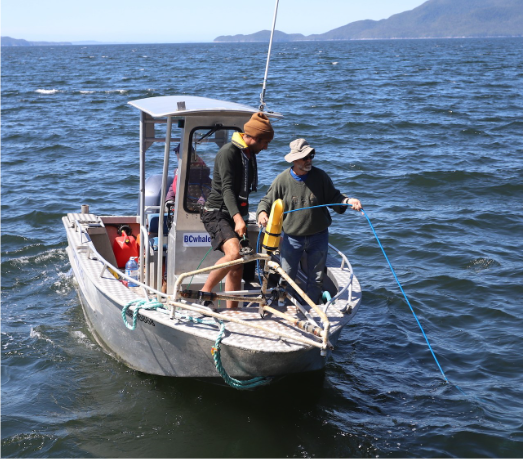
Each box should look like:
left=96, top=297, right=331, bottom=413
left=2, top=38, right=523, bottom=457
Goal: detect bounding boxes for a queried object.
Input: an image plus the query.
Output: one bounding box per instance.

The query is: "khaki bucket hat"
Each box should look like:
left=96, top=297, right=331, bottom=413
left=284, top=139, right=315, bottom=163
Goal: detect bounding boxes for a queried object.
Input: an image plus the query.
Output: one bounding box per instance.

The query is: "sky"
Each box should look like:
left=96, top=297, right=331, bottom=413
left=2, top=0, right=428, bottom=43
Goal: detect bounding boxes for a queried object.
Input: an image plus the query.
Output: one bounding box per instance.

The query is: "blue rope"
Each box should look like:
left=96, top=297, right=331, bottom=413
left=266, top=202, right=476, bottom=396
left=211, top=321, right=272, bottom=389
left=283, top=203, right=450, bottom=380
left=187, top=246, right=212, bottom=288
left=283, top=202, right=349, bottom=214
left=360, top=209, right=449, bottom=383
left=360, top=208, right=487, bottom=402
left=256, top=227, right=264, bottom=286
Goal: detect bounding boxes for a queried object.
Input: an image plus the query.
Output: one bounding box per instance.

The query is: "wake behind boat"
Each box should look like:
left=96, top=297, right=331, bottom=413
left=63, top=95, right=362, bottom=388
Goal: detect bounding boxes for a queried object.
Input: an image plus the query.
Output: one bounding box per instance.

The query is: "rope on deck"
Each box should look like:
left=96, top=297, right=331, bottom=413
left=121, top=299, right=166, bottom=330
left=212, top=321, right=273, bottom=390
left=122, top=299, right=216, bottom=330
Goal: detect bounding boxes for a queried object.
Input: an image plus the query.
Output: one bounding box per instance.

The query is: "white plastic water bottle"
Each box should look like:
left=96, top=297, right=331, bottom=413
left=125, top=257, right=139, bottom=287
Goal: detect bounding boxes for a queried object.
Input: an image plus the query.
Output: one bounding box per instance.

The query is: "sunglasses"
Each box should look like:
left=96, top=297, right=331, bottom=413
left=301, top=152, right=315, bottom=161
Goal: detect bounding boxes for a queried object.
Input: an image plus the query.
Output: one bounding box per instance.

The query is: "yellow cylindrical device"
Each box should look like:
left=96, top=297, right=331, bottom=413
left=262, top=199, right=284, bottom=252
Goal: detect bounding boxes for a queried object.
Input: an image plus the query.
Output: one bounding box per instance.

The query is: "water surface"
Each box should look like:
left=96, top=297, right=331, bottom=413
left=2, top=38, right=523, bottom=457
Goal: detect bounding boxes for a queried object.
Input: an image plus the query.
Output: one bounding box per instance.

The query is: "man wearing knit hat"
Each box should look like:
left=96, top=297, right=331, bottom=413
left=257, top=138, right=362, bottom=304
left=200, top=112, right=274, bottom=308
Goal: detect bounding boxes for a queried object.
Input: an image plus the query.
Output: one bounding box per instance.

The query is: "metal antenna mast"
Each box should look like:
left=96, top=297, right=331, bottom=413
left=259, top=0, right=279, bottom=112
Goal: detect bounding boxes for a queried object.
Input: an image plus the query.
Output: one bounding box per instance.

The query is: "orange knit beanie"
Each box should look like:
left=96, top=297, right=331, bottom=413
left=244, top=112, right=274, bottom=141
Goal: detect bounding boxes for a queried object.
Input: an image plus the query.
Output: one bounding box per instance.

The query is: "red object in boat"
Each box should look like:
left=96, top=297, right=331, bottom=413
left=113, top=230, right=138, bottom=268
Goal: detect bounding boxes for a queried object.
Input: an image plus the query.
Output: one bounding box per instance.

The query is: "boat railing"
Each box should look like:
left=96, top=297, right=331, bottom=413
left=323, top=243, right=355, bottom=314
left=73, top=217, right=163, bottom=300
left=171, top=254, right=333, bottom=353
left=73, top=215, right=355, bottom=317
left=168, top=297, right=330, bottom=353
left=140, top=204, right=165, bottom=287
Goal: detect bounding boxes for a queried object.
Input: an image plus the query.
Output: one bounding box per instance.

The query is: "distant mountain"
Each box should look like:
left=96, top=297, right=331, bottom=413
left=1, top=36, right=72, bottom=46
left=2, top=36, right=152, bottom=46
left=214, top=0, right=523, bottom=42
left=215, top=30, right=305, bottom=43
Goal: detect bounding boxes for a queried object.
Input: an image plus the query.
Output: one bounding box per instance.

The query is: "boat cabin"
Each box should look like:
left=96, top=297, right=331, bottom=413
left=127, top=95, right=283, bottom=295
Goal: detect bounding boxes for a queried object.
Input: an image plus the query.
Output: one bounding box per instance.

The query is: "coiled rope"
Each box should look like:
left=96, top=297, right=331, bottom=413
left=121, top=299, right=166, bottom=330
left=122, top=299, right=217, bottom=329
left=211, top=321, right=272, bottom=389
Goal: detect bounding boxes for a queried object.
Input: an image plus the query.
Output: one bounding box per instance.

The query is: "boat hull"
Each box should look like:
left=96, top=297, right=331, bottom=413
left=66, top=251, right=346, bottom=379
left=64, top=215, right=361, bottom=380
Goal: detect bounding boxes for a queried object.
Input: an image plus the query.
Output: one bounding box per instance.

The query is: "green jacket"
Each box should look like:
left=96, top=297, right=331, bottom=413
left=205, top=137, right=255, bottom=217
left=256, top=167, right=347, bottom=237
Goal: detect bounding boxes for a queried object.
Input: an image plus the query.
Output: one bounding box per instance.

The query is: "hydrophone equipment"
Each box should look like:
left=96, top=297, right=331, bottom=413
left=262, top=199, right=284, bottom=252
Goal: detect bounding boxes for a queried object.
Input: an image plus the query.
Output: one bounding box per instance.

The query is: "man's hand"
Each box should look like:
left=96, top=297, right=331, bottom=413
left=233, top=213, right=247, bottom=237
left=257, top=211, right=269, bottom=228
left=344, top=197, right=363, bottom=211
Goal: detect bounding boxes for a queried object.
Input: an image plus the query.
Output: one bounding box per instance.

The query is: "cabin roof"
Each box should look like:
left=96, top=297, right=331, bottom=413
left=128, top=95, right=283, bottom=119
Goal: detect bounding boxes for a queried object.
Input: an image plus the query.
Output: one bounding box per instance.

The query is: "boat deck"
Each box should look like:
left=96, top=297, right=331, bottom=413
left=65, top=212, right=361, bottom=356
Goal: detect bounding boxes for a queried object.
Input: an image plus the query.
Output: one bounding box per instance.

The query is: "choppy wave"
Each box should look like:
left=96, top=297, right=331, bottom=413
left=30, top=327, right=54, bottom=344
left=35, top=89, right=60, bottom=94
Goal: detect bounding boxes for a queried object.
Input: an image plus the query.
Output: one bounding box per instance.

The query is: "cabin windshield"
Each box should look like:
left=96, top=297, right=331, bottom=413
left=184, top=125, right=241, bottom=213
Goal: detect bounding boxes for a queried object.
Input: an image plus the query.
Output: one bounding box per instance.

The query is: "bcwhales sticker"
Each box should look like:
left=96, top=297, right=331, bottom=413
left=183, top=233, right=211, bottom=247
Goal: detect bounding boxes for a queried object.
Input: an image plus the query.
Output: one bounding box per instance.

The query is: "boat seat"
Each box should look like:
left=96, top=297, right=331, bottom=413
left=147, top=213, right=169, bottom=234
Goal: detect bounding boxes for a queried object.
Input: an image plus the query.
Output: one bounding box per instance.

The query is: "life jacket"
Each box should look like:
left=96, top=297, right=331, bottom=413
left=231, top=132, right=258, bottom=207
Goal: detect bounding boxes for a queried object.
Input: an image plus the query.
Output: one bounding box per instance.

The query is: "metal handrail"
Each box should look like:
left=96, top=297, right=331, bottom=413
left=323, top=243, right=355, bottom=314
left=141, top=205, right=168, bottom=286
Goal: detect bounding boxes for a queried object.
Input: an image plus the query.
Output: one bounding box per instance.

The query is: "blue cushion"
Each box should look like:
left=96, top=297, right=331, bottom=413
left=147, top=213, right=169, bottom=234
left=149, top=237, right=168, bottom=252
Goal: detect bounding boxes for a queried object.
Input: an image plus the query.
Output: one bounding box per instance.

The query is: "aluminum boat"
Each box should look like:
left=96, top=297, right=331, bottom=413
left=62, top=95, right=362, bottom=388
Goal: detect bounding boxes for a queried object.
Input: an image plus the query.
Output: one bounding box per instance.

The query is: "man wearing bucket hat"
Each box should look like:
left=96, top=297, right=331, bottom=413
left=257, top=138, right=362, bottom=304
left=200, top=112, right=274, bottom=308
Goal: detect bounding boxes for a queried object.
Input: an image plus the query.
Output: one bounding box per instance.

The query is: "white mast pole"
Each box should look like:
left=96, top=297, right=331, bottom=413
left=259, top=0, right=279, bottom=112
